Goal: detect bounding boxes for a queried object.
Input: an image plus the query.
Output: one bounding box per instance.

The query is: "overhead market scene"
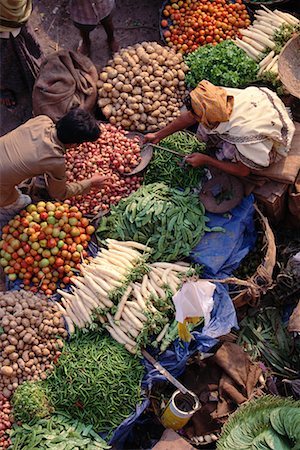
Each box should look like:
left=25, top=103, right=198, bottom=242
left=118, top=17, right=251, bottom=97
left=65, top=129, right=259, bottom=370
left=1, top=0, right=300, bottom=448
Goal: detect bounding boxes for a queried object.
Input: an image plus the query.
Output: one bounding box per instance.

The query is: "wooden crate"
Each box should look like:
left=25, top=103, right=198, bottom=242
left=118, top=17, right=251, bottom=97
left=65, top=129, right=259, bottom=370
left=253, top=181, right=289, bottom=224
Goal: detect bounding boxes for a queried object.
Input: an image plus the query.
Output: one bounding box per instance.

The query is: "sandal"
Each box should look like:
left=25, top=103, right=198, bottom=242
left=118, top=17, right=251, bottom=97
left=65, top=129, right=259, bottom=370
left=0, top=89, right=17, bottom=110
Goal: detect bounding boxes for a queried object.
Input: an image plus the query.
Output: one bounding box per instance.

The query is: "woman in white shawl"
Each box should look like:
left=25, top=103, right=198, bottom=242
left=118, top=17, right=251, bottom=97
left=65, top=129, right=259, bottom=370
left=144, top=80, right=295, bottom=177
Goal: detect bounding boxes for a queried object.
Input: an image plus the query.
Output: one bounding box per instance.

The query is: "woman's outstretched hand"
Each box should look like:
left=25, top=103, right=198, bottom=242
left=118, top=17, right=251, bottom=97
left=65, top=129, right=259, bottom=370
left=143, top=133, right=161, bottom=145
left=185, top=153, right=208, bottom=168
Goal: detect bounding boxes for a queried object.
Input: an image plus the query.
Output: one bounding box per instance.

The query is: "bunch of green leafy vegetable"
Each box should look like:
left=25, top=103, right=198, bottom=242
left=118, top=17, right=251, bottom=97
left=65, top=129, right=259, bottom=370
left=274, top=23, right=300, bottom=54
left=44, top=332, right=144, bottom=438
left=97, top=183, right=213, bottom=261
left=217, top=395, right=300, bottom=450
left=12, top=381, right=53, bottom=423
left=9, top=412, right=110, bottom=450
left=184, top=40, right=259, bottom=88
left=237, top=307, right=299, bottom=377
left=143, top=131, right=206, bottom=188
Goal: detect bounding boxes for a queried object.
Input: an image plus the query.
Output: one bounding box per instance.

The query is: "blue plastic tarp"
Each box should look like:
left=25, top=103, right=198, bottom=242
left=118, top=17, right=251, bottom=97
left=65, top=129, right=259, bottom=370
left=190, top=194, right=256, bottom=278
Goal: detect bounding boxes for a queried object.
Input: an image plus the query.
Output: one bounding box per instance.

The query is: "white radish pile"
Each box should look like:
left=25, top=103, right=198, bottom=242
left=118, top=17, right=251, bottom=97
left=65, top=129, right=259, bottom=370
left=57, top=239, right=197, bottom=353
left=235, top=6, right=299, bottom=79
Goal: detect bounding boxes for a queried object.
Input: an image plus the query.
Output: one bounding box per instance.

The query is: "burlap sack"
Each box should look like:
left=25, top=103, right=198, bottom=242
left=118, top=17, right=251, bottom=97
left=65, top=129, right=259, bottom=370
left=32, top=50, right=98, bottom=122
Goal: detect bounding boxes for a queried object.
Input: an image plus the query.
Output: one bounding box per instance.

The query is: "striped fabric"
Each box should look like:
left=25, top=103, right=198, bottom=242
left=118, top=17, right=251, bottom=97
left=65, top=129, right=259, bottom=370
left=70, top=0, right=115, bottom=25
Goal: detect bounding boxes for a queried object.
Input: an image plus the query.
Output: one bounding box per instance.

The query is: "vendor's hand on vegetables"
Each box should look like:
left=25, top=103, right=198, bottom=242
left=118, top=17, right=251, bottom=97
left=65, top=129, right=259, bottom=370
left=185, top=153, right=208, bottom=168
left=90, top=174, right=112, bottom=189
left=143, top=133, right=161, bottom=145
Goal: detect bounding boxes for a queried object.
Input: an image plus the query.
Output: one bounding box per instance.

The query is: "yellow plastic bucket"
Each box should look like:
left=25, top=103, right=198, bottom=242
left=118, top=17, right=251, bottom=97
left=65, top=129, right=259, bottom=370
left=160, top=390, right=200, bottom=431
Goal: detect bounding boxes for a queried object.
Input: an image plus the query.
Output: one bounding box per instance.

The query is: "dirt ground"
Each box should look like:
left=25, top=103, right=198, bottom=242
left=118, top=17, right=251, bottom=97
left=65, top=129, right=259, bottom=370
left=0, top=0, right=162, bottom=135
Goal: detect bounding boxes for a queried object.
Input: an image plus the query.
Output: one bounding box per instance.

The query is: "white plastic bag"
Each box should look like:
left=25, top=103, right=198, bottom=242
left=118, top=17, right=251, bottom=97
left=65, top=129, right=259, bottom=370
left=172, top=280, right=215, bottom=325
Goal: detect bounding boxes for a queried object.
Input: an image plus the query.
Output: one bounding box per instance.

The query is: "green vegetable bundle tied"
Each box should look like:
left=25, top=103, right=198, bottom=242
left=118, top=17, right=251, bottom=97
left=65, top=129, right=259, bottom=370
left=217, top=395, right=300, bottom=450
left=44, top=333, right=144, bottom=438
left=12, top=381, right=53, bottom=423
left=144, top=131, right=206, bottom=188
left=184, top=40, right=259, bottom=89
left=97, top=183, right=210, bottom=261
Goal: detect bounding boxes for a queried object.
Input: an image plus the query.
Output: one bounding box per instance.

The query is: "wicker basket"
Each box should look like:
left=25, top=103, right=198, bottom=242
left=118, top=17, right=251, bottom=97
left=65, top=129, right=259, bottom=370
left=245, top=0, right=292, bottom=8
left=278, top=34, right=300, bottom=100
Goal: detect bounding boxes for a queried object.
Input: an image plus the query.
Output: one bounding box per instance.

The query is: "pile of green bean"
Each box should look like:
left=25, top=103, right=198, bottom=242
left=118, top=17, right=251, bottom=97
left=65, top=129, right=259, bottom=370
left=44, top=332, right=144, bottom=438
left=144, top=131, right=206, bottom=188
left=97, top=183, right=210, bottom=261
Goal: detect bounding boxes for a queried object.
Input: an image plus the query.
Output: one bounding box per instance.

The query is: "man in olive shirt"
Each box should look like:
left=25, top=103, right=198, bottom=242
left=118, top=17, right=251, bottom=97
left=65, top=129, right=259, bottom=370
left=0, top=108, right=108, bottom=226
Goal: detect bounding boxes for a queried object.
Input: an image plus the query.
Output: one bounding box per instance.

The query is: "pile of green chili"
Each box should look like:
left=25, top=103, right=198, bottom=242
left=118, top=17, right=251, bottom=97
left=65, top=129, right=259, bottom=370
left=44, top=332, right=144, bottom=438
left=143, top=131, right=206, bottom=188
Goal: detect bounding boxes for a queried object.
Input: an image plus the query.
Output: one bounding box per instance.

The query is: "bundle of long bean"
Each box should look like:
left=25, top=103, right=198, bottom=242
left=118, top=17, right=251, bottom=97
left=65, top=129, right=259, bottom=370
left=143, top=131, right=206, bottom=188
left=97, top=183, right=210, bottom=261
left=44, top=332, right=144, bottom=437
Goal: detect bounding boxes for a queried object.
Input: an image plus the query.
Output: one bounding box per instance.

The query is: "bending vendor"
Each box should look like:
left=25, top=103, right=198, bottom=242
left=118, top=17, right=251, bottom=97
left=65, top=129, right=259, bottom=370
left=144, top=80, right=295, bottom=177
left=0, top=108, right=109, bottom=227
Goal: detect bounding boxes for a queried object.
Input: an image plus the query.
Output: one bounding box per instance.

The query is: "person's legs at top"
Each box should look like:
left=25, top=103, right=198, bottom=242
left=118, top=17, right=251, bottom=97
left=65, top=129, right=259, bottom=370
left=73, top=23, right=95, bottom=57
left=101, top=13, right=119, bottom=53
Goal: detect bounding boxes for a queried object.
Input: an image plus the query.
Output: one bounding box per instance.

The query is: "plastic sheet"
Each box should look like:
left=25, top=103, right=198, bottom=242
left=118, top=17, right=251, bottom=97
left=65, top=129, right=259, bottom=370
left=190, top=194, right=256, bottom=278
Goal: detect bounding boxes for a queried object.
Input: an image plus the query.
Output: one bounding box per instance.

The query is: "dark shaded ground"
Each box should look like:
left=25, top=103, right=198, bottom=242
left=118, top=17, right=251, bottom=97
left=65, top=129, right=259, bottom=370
left=0, top=0, right=161, bottom=135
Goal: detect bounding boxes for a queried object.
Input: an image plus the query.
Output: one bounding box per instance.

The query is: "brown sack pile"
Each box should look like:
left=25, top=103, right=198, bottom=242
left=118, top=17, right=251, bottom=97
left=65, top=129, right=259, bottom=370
left=32, top=50, right=98, bottom=122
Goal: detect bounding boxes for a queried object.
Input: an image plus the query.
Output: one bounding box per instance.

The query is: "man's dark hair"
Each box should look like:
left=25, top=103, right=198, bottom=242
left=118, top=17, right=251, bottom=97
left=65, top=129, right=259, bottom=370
left=183, top=94, right=194, bottom=113
left=56, top=108, right=100, bottom=144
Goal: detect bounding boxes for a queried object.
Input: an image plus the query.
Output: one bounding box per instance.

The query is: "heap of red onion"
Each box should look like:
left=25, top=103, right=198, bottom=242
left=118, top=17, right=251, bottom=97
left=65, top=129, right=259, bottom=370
left=0, top=394, right=13, bottom=449
left=65, top=124, right=143, bottom=216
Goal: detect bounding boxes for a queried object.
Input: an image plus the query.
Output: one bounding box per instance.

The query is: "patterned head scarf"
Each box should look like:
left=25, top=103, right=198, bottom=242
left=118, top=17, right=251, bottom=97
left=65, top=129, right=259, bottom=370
left=0, top=0, right=32, bottom=32
left=190, top=80, right=234, bottom=129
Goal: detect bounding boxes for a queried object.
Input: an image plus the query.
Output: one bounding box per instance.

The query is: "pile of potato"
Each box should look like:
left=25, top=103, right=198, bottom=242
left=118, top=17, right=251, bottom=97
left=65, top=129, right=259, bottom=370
left=0, top=290, right=67, bottom=398
left=97, top=41, right=188, bottom=131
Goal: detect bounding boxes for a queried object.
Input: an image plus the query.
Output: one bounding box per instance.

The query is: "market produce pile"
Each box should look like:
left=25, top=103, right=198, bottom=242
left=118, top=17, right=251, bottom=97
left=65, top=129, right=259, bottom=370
left=143, top=131, right=206, bottom=188
left=0, top=202, right=94, bottom=295
left=184, top=40, right=259, bottom=88
left=161, top=0, right=251, bottom=53
left=0, top=290, right=67, bottom=398
left=97, top=183, right=211, bottom=261
left=98, top=41, right=188, bottom=131
left=65, top=124, right=143, bottom=216
left=11, top=332, right=144, bottom=439
left=235, top=8, right=300, bottom=90
left=1, top=3, right=300, bottom=449
left=0, top=394, right=13, bottom=450
left=9, top=413, right=110, bottom=450
left=217, top=396, right=300, bottom=450
left=58, top=239, right=200, bottom=353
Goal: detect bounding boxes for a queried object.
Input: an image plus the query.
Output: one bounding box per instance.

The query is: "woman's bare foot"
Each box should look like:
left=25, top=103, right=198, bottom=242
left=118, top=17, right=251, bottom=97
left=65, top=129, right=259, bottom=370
left=77, top=38, right=91, bottom=57
left=0, top=90, right=17, bottom=109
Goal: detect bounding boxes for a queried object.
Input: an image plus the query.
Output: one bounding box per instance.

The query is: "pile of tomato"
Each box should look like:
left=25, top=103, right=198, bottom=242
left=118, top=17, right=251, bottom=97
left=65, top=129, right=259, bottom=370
left=161, top=0, right=251, bottom=52
left=0, top=202, right=95, bottom=296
